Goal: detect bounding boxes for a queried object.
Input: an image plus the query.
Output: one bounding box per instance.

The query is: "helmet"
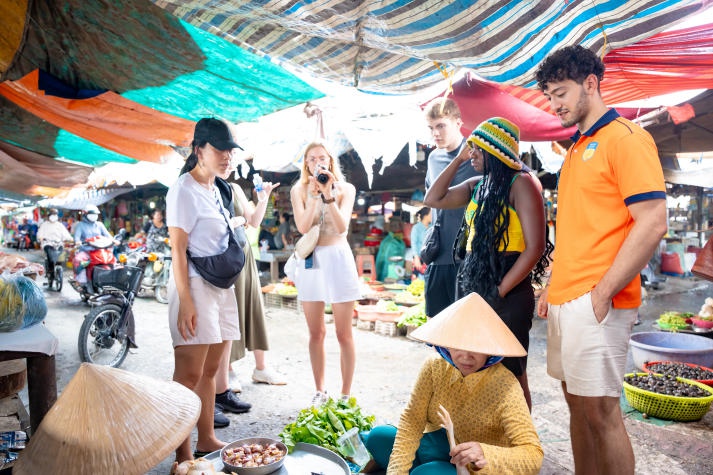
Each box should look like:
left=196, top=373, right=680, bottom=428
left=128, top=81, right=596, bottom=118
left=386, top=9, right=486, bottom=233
left=84, top=205, right=100, bottom=215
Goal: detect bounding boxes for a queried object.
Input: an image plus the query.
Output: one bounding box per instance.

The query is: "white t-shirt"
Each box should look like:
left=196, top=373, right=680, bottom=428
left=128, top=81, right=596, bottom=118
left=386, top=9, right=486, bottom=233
left=166, top=173, right=232, bottom=278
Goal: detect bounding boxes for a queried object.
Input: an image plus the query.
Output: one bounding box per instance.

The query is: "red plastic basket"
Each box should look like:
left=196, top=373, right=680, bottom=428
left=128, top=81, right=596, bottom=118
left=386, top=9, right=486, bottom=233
left=643, top=361, right=713, bottom=387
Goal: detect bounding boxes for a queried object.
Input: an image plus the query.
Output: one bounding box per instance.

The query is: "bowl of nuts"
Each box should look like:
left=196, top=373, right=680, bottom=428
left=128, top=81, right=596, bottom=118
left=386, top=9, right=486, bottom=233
left=221, top=437, right=287, bottom=474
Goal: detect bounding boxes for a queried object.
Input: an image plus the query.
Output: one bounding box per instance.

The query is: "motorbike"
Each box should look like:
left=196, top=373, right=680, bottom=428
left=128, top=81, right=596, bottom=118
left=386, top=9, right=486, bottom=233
left=41, top=240, right=69, bottom=291
left=125, top=244, right=171, bottom=304
left=15, top=230, right=31, bottom=251
left=77, top=253, right=148, bottom=368
left=69, top=229, right=126, bottom=302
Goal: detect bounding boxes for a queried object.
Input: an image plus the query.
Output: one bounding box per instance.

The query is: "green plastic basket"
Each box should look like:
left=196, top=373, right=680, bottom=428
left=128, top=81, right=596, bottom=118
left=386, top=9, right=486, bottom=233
left=623, top=373, right=713, bottom=422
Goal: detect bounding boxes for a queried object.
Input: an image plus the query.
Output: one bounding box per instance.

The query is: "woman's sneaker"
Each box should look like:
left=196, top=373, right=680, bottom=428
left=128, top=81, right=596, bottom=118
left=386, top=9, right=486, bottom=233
left=310, top=391, right=328, bottom=407
left=252, top=367, right=287, bottom=385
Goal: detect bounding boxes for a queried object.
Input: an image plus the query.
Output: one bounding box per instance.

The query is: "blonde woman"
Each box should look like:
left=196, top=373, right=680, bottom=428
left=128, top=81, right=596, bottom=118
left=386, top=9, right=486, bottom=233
left=290, top=141, right=360, bottom=406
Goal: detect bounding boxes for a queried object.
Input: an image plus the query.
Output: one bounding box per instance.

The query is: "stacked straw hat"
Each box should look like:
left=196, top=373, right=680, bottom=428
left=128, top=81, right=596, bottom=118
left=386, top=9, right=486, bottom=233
left=410, top=292, right=526, bottom=356
left=14, top=363, right=200, bottom=475
left=467, top=117, right=522, bottom=171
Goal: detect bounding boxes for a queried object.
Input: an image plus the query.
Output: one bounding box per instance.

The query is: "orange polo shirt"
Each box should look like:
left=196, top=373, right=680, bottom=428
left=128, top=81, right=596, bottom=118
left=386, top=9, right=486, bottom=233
left=548, top=109, right=665, bottom=308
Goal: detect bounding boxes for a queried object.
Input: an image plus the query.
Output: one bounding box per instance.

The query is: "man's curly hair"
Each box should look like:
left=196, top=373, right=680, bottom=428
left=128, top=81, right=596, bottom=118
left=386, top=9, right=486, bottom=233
left=535, top=45, right=605, bottom=90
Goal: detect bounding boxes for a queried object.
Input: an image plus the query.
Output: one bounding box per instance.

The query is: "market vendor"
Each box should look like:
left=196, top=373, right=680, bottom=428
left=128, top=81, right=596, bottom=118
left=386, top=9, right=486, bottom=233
left=375, top=218, right=406, bottom=281
left=363, top=292, right=543, bottom=474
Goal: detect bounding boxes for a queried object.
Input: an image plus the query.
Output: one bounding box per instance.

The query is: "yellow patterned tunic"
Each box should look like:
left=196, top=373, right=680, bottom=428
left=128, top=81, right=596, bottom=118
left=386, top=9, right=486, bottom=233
left=387, top=355, right=543, bottom=474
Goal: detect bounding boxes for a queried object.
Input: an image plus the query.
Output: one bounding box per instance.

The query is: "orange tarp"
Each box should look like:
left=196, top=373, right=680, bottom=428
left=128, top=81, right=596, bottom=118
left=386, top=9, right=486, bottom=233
left=0, top=69, right=194, bottom=163
left=0, top=0, right=28, bottom=75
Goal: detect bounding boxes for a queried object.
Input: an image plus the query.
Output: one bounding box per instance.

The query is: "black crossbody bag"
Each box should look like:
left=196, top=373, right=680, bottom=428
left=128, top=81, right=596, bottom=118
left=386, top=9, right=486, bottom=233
left=187, top=183, right=245, bottom=289
left=419, top=210, right=442, bottom=265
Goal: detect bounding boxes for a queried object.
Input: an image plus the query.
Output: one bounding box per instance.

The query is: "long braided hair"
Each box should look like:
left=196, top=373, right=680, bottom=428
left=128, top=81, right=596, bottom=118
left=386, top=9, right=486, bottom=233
left=457, top=150, right=552, bottom=302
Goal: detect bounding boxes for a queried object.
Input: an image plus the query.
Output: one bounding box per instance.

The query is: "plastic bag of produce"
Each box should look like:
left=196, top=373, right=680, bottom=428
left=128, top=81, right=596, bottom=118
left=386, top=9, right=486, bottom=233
left=0, top=275, right=25, bottom=332
left=12, top=275, right=47, bottom=329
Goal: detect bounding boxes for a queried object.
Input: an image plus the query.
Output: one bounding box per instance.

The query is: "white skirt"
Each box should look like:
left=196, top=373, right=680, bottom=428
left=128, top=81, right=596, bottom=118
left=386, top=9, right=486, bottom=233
left=294, top=243, right=361, bottom=304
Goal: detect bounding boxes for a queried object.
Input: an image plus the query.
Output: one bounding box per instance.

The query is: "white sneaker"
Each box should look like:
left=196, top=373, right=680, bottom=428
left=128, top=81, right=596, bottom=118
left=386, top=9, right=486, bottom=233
left=252, top=367, right=287, bottom=385
left=311, top=391, right=328, bottom=407
left=339, top=394, right=350, bottom=403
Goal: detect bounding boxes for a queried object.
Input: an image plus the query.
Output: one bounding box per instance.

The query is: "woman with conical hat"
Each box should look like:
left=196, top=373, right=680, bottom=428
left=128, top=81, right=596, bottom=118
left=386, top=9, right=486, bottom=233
left=362, top=293, right=543, bottom=474
left=424, top=117, right=552, bottom=411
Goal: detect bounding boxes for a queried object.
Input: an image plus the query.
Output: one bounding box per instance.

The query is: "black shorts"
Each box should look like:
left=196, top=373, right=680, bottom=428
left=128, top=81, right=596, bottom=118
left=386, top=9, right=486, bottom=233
left=424, top=263, right=459, bottom=318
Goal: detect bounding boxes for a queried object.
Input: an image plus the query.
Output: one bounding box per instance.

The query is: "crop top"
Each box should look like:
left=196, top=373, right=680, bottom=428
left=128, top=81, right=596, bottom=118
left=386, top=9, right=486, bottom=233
left=463, top=175, right=525, bottom=253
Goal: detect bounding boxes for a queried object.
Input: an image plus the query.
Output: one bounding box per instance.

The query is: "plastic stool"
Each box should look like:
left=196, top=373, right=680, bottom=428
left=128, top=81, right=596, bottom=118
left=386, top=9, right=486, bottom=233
left=356, top=255, right=376, bottom=279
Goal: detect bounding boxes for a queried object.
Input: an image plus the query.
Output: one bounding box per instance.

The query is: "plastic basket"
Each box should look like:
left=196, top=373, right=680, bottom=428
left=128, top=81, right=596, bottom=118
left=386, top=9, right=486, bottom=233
left=622, top=372, right=713, bottom=421
left=92, top=266, right=143, bottom=292
left=643, top=361, right=713, bottom=386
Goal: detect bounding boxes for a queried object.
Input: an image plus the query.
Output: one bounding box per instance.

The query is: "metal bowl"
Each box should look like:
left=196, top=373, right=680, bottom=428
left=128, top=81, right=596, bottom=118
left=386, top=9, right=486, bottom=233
left=220, top=437, right=287, bottom=475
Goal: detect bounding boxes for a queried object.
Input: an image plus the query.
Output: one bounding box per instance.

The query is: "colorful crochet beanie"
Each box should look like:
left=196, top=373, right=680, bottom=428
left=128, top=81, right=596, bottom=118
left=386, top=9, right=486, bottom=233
left=467, top=117, right=522, bottom=170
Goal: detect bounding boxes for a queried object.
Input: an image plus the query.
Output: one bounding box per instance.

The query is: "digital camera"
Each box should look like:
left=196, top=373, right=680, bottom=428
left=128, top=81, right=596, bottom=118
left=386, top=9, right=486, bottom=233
left=315, top=165, right=329, bottom=184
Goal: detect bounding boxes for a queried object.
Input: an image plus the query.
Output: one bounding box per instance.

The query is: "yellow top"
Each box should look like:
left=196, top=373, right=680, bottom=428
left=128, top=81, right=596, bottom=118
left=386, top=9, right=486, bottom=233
left=387, top=355, right=543, bottom=475
left=463, top=177, right=525, bottom=253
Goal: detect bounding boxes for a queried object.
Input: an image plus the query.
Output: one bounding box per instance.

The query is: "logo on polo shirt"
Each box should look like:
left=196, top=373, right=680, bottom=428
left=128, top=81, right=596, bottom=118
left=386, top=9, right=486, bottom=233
left=582, top=142, right=598, bottom=161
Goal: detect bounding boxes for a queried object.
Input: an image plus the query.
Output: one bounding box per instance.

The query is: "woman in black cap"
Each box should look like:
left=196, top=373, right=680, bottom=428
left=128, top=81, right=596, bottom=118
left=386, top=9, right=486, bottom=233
left=166, top=118, right=244, bottom=462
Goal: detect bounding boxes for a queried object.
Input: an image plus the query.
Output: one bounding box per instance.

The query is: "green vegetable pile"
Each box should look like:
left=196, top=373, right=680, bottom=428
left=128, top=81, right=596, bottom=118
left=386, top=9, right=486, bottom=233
left=279, top=396, right=375, bottom=457
left=658, top=311, right=691, bottom=329
left=397, top=302, right=427, bottom=328
left=375, top=300, right=400, bottom=312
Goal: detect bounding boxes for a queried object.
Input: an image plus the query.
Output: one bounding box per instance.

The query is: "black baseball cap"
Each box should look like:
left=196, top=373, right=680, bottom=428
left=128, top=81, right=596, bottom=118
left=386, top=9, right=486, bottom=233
left=194, top=118, right=243, bottom=151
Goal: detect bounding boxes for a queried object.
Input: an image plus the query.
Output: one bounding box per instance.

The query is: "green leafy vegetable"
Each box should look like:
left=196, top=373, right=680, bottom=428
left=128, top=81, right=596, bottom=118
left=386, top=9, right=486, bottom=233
left=397, top=302, right=427, bottom=327
left=279, top=396, right=375, bottom=457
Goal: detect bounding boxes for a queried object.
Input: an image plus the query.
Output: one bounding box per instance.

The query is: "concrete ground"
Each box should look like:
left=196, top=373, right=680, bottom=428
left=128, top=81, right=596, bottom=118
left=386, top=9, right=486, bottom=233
left=10, top=248, right=713, bottom=474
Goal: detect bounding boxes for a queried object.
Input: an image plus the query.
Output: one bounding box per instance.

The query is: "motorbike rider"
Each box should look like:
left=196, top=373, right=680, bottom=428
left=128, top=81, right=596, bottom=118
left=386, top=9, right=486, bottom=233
left=72, top=205, right=116, bottom=286
left=37, top=208, right=73, bottom=283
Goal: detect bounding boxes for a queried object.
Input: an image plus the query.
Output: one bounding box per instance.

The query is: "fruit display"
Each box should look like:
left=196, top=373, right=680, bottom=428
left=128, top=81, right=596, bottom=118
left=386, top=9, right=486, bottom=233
left=624, top=373, right=709, bottom=398
left=406, top=279, right=424, bottom=297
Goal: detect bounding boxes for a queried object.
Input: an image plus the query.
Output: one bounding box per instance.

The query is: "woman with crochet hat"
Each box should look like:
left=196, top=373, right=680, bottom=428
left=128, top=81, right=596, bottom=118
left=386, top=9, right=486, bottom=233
left=362, top=293, right=543, bottom=474
left=424, top=117, right=552, bottom=411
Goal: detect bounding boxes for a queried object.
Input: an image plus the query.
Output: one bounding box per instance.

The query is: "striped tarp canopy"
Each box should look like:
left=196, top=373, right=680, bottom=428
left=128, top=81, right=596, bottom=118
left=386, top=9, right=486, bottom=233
left=152, top=0, right=707, bottom=93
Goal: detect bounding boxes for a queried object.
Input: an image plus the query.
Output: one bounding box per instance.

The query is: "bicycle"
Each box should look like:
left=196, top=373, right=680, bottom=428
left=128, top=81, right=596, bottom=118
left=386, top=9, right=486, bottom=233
left=77, top=255, right=148, bottom=368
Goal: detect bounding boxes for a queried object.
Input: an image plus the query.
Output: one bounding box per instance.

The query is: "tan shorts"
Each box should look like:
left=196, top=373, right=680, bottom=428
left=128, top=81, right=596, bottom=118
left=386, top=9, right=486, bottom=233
left=547, top=291, right=638, bottom=397
left=168, top=276, right=240, bottom=347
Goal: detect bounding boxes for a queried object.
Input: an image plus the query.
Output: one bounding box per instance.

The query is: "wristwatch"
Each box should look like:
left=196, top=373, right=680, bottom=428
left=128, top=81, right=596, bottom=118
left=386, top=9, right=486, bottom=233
left=320, top=193, right=336, bottom=204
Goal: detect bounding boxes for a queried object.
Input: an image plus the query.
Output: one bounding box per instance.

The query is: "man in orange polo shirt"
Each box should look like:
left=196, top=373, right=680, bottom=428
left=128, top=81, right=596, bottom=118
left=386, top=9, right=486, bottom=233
left=535, top=46, right=667, bottom=474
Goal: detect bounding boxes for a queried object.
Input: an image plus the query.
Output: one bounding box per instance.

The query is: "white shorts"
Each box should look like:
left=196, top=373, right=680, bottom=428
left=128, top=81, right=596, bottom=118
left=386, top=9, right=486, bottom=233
left=547, top=291, right=638, bottom=397
left=294, top=243, right=361, bottom=304
left=168, top=275, right=240, bottom=347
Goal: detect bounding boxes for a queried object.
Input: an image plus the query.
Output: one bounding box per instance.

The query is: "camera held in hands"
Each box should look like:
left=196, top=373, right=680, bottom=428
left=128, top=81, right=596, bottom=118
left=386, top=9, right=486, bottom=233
left=315, top=165, right=329, bottom=184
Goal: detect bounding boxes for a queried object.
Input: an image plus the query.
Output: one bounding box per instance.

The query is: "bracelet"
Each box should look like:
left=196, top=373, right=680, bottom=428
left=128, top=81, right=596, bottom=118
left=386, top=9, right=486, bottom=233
left=309, top=193, right=321, bottom=199
left=320, top=193, right=336, bottom=204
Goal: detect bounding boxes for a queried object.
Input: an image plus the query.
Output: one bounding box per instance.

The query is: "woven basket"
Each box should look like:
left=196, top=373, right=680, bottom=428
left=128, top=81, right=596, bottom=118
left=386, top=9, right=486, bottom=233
left=623, top=372, right=713, bottom=421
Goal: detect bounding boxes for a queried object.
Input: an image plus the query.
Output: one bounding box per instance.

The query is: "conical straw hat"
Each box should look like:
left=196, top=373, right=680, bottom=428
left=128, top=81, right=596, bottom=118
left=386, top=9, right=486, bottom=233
left=410, top=292, right=526, bottom=356
left=14, top=363, right=200, bottom=475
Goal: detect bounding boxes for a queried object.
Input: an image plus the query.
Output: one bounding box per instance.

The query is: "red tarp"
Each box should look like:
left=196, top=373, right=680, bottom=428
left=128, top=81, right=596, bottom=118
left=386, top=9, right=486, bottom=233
left=499, top=23, right=713, bottom=114
left=444, top=73, right=649, bottom=142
